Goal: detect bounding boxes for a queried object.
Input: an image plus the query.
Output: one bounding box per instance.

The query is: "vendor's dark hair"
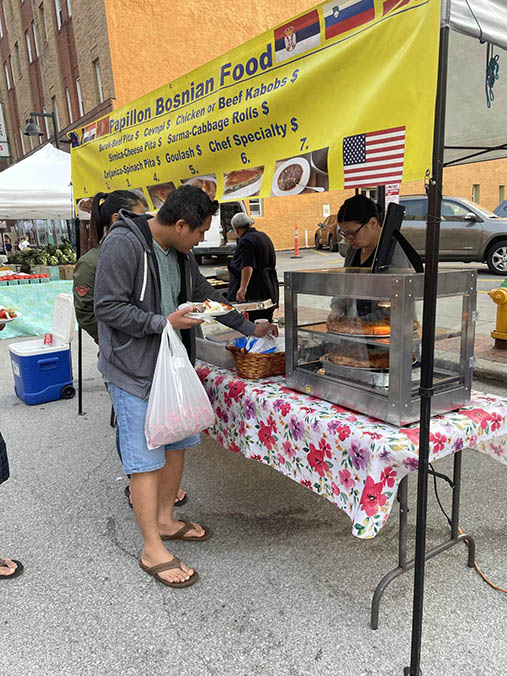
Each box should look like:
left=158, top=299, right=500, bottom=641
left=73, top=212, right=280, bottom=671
left=337, top=194, right=383, bottom=225
left=157, top=185, right=219, bottom=230
left=89, top=190, right=147, bottom=248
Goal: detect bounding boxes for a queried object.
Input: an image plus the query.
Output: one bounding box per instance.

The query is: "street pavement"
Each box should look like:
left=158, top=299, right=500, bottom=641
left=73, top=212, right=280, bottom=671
left=1, top=254, right=506, bottom=676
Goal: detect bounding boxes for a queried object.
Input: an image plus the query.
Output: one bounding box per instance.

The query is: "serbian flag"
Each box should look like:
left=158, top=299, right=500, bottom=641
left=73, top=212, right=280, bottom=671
left=81, top=123, right=97, bottom=144
left=323, top=0, right=375, bottom=40
left=274, top=9, right=321, bottom=63
left=343, top=126, right=406, bottom=188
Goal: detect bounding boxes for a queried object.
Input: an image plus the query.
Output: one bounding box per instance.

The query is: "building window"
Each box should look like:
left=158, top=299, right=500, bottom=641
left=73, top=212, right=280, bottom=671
left=75, top=76, right=84, bottom=116
left=39, top=3, right=48, bottom=42
left=14, top=42, right=20, bottom=79
left=472, top=184, right=480, bottom=203
left=94, top=58, right=104, bottom=103
left=65, top=0, right=71, bottom=17
left=361, top=188, right=378, bottom=201
left=25, top=31, right=33, bottom=63
left=249, top=198, right=264, bottom=217
left=8, top=55, right=14, bottom=85
left=499, top=185, right=505, bottom=203
left=65, top=86, right=73, bottom=123
left=51, top=95, right=60, bottom=131
left=4, top=61, right=10, bottom=89
left=54, top=0, right=62, bottom=29
left=19, top=127, right=25, bottom=154
left=42, top=105, right=50, bottom=137
left=32, top=21, right=39, bottom=57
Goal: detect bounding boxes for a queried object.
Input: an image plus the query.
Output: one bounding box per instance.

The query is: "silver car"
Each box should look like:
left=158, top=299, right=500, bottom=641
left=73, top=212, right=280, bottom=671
left=338, top=195, right=507, bottom=274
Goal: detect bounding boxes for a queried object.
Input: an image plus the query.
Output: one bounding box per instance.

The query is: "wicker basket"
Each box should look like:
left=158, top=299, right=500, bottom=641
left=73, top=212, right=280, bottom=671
left=226, top=345, right=285, bottom=379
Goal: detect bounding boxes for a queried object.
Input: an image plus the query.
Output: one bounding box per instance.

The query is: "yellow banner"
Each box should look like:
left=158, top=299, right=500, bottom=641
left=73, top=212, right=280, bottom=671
left=70, top=0, right=440, bottom=209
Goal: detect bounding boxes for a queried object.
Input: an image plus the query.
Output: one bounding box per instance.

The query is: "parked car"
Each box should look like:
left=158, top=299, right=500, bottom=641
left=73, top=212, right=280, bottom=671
left=314, top=214, right=339, bottom=251
left=318, top=194, right=507, bottom=274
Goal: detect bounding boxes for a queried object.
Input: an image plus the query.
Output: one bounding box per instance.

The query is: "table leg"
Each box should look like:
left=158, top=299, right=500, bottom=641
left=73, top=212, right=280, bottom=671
left=371, top=476, right=409, bottom=630
left=371, top=454, right=476, bottom=630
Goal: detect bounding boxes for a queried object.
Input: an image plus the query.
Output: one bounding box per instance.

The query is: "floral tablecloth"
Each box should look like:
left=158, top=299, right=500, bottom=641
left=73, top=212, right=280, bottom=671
left=196, top=362, right=507, bottom=539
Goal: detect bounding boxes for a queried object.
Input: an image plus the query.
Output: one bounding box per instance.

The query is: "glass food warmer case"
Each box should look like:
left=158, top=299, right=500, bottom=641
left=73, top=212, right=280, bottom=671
left=284, top=268, right=477, bottom=426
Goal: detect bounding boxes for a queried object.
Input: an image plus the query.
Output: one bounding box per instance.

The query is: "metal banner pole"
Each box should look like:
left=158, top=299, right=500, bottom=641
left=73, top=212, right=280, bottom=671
left=404, top=25, right=449, bottom=676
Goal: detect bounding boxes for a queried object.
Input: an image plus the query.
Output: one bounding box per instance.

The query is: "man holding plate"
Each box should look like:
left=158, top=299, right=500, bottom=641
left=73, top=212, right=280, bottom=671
left=94, top=185, right=277, bottom=589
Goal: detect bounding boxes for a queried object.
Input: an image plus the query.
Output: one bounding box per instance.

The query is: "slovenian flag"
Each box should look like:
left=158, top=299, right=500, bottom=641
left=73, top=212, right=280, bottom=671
left=274, top=10, right=321, bottom=63
left=323, top=0, right=375, bottom=40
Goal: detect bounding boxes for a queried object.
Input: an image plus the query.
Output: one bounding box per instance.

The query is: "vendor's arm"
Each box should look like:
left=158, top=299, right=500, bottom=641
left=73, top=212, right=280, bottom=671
left=236, top=266, right=253, bottom=302
left=189, top=255, right=277, bottom=337
left=73, top=251, right=99, bottom=343
left=94, top=233, right=167, bottom=337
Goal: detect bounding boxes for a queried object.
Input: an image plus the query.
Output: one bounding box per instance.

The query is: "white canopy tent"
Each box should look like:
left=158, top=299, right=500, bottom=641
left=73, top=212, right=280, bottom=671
left=0, top=143, right=73, bottom=220
left=443, top=0, right=507, bottom=164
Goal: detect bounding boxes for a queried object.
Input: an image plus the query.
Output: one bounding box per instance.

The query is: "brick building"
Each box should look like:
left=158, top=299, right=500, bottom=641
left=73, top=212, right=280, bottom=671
left=0, top=0, right=505, bottom=251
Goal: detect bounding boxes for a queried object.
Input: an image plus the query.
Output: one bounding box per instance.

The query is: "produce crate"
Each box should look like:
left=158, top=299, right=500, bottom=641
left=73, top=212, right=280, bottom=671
left=59, top=264, right=75, bottom=281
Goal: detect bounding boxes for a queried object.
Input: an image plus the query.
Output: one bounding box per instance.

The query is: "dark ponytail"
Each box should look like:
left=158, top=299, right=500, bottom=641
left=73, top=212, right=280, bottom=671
left=337, top=194, right=383, bottom=225
left=88, top=189, right=148, bottom=248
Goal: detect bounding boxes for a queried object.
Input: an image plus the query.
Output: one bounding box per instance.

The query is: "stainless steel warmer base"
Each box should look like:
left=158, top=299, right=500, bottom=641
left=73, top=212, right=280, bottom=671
left=287, top=362, right=471, bottom=426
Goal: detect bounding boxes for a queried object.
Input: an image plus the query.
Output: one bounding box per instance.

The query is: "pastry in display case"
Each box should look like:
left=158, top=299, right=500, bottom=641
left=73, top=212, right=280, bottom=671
left=284, top=268, right=477, bottom=426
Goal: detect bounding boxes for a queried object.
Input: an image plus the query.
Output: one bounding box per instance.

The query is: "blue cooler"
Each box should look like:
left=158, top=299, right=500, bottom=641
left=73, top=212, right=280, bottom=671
left=9, top=293, right=76, bottom=405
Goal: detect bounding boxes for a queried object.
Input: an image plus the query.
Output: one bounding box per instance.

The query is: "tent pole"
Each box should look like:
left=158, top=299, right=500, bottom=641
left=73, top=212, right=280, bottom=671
left=404, top=24, right=449, bottom=676
left=74, top=216, right=85, bottom=416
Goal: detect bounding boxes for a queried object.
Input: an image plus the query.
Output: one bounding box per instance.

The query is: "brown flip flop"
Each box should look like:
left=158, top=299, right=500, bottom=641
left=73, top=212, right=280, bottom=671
left=139, top=556, right=199, bottom=588
left=0, top=558, right=24, bottom=580
left=161, top=521, right=211, bottom=542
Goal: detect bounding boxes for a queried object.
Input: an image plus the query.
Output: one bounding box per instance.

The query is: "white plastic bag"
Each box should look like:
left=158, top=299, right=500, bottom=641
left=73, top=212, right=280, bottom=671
left=145, top=321, right=215, bottom=449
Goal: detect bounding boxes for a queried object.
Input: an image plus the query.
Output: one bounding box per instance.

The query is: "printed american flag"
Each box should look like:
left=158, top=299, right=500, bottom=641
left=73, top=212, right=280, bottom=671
left=342, top=126, right=406, bottom=188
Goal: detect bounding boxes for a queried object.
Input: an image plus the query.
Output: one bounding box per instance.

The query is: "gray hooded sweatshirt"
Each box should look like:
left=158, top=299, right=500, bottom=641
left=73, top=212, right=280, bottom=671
left=94, top=209, right=256, bottom=399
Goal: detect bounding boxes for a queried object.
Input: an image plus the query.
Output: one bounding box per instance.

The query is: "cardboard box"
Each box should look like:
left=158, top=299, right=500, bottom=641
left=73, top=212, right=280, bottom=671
left=59, top=264, right=75, bottom=281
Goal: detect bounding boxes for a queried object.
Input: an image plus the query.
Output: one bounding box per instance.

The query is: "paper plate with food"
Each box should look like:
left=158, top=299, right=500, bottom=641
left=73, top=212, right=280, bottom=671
left=179, top=299, right=233, bottom=320
left=222, top=167, right=264, bottom=200
left=0, top=306, right=21, bottom=324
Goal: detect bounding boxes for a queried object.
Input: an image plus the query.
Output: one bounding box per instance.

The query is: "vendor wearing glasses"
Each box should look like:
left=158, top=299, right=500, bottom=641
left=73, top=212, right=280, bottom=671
left=328, top=194, right=384, bottom=323
left=337, top=194, right=383, bottom=268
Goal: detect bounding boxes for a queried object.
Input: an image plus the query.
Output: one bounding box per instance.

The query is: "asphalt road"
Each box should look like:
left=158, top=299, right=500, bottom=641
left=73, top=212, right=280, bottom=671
left=1, top=325, right=506, bottom=675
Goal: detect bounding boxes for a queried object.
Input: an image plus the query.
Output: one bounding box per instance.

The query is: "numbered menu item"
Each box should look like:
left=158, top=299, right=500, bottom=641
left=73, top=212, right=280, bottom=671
left=181, top=174, right=217, bottom=200
left=147, top=181, right=176, bottom=209
left=271, top=146, right=329, bottom=196
left=222, top=166, right=264, bottom=199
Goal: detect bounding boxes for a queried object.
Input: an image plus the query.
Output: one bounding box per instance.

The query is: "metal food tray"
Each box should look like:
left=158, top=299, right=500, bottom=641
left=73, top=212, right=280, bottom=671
left=320, top=354, right=390, bottom=388
left=319, top=354, right=419, bottom=389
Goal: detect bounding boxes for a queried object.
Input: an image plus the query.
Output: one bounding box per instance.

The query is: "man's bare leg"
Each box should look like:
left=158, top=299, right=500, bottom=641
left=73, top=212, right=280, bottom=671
left=130, top=468, right=195, bottom=584
left=158, top=449, right=205, bottom=538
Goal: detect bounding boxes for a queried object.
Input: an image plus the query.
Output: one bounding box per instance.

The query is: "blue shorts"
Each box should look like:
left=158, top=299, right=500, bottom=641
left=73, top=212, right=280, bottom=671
left=107, top=382, right=201, bottom=474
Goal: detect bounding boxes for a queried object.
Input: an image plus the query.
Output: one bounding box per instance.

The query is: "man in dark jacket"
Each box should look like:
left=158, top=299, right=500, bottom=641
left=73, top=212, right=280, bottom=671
left=227, top=213, right=278, bottom=322
left=94, top=185, right=276, bottom=588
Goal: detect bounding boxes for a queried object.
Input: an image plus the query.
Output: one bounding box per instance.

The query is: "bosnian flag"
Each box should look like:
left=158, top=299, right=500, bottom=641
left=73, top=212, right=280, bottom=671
left=274, top=9, right=321, bottom=63
left=323, top=0, right=375, bottom=40
left=343, top=126, right=406, bottom=188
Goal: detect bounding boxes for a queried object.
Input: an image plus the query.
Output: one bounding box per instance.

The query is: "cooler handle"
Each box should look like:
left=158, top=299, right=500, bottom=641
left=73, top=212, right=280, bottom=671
left=38, top=357, right=59, bottom=369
